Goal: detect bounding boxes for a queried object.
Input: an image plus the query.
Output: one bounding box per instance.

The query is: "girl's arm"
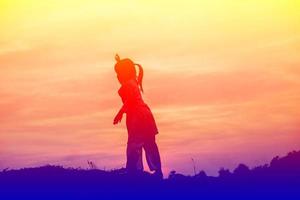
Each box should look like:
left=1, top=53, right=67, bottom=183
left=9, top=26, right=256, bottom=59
left=113, top=107, right=123, bottom=125
left=113, top=102, right=130, bottom=125
left=113, top=94, right=131, bottom=125
left=118, top=104, right=127, bottom=116
left=113, top=81, right=136, bottom=125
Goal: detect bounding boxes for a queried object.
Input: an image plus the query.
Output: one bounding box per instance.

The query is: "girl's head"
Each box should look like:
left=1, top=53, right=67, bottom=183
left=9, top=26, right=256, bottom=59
left=114, top=54, right=144, bottom=92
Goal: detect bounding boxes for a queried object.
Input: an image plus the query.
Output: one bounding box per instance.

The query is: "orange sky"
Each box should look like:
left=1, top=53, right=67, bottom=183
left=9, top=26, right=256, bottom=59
left=1, top=0, right=300, bottom=175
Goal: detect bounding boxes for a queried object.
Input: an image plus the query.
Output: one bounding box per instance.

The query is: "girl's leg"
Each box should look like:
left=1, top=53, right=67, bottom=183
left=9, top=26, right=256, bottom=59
left=143, top=135, right=162, bottom=173
left=126, top=139, right=143, bottom=172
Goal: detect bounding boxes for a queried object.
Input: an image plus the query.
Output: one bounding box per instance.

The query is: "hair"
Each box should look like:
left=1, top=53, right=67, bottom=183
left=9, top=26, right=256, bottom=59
left=114, top=55, right=144, bottom=92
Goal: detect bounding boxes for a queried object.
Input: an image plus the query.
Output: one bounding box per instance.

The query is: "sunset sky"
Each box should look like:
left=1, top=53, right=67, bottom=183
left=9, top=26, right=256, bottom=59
left=1, top=0, right=300, bottom=175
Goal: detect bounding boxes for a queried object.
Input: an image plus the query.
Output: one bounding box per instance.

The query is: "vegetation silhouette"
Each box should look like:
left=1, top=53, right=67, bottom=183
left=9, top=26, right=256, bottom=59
left=1, top=150, right=300, bottom=199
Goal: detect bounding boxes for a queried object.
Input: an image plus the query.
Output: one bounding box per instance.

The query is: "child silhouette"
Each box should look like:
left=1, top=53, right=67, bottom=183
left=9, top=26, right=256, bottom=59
left=113, top=54, right=162, bottom=178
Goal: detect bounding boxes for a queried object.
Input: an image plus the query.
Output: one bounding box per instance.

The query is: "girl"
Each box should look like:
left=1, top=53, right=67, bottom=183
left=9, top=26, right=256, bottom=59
left=113, top=54, right=162, bottom=178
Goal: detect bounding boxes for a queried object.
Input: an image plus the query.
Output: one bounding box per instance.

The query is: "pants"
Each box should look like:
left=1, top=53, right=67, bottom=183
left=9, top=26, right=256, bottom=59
left=126, top=135, right=161, bottom=172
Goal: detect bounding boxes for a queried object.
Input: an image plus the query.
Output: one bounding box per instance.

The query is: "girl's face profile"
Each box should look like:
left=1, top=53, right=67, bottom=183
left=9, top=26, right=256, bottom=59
left=117, top=73, right=125, bottom=85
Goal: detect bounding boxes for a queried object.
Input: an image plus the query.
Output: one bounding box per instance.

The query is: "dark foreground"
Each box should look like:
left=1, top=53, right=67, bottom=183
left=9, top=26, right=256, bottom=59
left=1, top=151, right=300, bottom=200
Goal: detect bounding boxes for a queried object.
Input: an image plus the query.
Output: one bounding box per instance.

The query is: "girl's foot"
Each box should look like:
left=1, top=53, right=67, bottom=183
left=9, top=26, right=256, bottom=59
left=153, top=169, right=163, bottom=179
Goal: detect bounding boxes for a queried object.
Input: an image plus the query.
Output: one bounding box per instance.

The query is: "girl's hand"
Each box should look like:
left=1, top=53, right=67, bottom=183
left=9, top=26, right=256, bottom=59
left=113, top=112, right=123, bottom=125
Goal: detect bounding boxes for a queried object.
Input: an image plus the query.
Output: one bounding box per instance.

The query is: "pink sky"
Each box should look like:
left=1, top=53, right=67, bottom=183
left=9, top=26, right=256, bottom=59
left=1, top=1, right=300, bottom=175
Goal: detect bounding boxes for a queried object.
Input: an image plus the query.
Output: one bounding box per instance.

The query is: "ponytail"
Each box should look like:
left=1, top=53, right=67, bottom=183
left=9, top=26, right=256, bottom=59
left=135, top=63, right=144, bottom=93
